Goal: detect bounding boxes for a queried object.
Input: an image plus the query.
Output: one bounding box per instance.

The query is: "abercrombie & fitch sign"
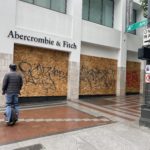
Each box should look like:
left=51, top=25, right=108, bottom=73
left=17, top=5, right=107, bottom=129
left=8, top=30, right=77, bottom=49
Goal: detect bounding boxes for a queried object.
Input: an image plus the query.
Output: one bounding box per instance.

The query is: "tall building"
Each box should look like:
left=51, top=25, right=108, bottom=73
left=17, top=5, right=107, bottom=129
left=0, top=0, right=145, bottom=106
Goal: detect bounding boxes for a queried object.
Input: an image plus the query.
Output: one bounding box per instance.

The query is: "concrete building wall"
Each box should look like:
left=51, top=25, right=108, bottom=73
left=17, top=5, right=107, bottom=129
left=16, top=1, right=72, bottom=38
left=0, top=0, right=145, bottom=106
left=81, top=43, right=118, bottom=60
left=127, top=33, right=142, bottom=51
left=0, top=0, right=16, bottom=54
left=81, top=21, right=120, bottom=49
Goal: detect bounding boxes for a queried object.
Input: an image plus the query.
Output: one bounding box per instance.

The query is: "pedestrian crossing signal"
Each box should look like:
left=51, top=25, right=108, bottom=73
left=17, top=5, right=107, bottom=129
left=138, top=47, right=150, bottom=60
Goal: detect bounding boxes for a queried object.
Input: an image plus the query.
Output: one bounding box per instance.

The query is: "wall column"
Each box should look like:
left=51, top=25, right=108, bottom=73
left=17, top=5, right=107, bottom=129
left=67, top=55, right=80, bottom=100
left=117, top=36, right=127, bottom=96
left=0, top=0, right=16, bottom=106
left=140, top=61, right=146, bottom=95
left=67, top=0, right=82, bottom=100
left=0, top=54, right=13, bottom=106
left=116, top=0, right=127, bottom=96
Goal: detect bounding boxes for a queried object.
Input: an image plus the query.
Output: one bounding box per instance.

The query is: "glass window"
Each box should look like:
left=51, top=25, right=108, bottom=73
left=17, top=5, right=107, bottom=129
left=34, top=0, right=50, bottom=9
left=20, top=0, right=66, bottom=13
left=102, top=0, right=113, bottom=27
left=51, top=0, right=66, bottom=13
left=130, top=9, right=137, bottom=34
left=82, top=0, right=114, bottom=28
left=82, top=0, right=90, bottom=20
left=132, top=10, right=136, bottom=23
left=89, top=0, right=102, bottom=24
left=21, top=0, right=33, bottom=3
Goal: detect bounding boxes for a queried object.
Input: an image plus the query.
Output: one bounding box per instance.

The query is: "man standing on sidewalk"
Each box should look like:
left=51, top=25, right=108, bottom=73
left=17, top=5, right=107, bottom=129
left=2, top=64, right=23, bottom=123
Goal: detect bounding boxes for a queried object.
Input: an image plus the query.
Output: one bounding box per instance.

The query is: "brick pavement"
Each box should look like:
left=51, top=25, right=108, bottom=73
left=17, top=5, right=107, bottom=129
left=0, top=95, right=143, bottom=146
left=0, top=105, right=111, bottom=145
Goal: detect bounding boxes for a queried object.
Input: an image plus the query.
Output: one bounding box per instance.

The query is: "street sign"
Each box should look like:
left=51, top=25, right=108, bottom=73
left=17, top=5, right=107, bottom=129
left=145, top=65, right=150, bottom=73
left=127, top=19, right=148, bottom=32
left=145, top=74, right=150, bottom=83
left=143, top=28, right=150, bottom=46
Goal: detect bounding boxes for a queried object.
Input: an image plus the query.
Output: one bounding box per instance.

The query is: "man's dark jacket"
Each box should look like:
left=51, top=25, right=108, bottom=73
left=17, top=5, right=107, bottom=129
left=2, top=71, right=23, bottom=94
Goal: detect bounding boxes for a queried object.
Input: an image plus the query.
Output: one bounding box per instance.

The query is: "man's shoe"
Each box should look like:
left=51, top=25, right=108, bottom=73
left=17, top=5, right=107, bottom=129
left=4, top=113, right=8, bottom=122
left=7, top=122, right=15, bottom=126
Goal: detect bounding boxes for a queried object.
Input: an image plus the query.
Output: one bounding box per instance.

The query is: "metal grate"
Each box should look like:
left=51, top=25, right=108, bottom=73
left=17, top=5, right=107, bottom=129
left=13, top=144, right=46, bottom=150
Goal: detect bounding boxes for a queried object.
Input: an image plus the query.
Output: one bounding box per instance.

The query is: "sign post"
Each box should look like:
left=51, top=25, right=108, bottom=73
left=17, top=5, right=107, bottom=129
left=139, top=0, right=150, bottom=128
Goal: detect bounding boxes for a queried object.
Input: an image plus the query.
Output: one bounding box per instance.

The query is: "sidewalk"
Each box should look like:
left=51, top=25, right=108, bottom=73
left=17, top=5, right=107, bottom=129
left=0, top=104, right=112, bottom=145
left=1, top=122, right=150, bottom=150
left=0, top=95, right=149, bottom=150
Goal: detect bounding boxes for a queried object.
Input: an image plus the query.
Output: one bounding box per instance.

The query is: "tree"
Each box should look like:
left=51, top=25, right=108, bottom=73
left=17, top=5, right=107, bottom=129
left=140, top=0, right=148, bottom=17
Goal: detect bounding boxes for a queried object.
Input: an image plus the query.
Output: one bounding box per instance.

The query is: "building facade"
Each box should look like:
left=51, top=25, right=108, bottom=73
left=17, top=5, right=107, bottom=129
left=0, top=0, right=145, bottom=106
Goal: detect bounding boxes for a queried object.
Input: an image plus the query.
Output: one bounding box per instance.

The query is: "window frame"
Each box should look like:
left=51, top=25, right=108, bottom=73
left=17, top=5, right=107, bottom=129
left=130, top=9, right=137, bottom=35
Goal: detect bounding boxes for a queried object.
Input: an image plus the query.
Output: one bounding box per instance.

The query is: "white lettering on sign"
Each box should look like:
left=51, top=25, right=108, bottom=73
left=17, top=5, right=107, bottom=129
left=143, top=28, right=150, bottom=46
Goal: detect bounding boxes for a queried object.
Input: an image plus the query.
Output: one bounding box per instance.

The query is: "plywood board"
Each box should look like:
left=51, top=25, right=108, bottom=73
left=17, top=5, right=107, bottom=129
left=14, top=44, right=69, bottom=97
left=80, top=55, right=117, bottom=95
left=126, top=61, right=140, bottom=93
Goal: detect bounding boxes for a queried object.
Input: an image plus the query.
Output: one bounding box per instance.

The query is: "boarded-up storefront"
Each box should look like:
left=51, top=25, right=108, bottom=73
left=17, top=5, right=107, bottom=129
left=14, top=44, right=69, bottom=97
left=126, top=61, right=140, bottom=94
left=80, top=55, right=117, bottom=95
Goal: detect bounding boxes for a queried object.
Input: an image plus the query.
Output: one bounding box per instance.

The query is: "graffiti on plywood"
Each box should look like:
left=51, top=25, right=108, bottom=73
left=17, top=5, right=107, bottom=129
left=126, top=61, right=140, bottom=93
left=80, top=55, right=117, bottom=95
left=18, top=61, right=67, bottom=91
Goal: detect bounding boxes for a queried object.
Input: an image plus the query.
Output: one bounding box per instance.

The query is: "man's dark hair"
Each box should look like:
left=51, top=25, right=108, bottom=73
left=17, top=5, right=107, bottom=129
left=9, top=64, right=17, bottom=71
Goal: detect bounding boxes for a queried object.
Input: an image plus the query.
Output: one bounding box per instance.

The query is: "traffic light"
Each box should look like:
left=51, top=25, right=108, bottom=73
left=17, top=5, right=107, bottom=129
left=138, top=47, right=150, bottom=60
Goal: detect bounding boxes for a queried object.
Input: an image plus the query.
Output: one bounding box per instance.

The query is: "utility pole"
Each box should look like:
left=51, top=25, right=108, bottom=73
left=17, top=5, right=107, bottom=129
left=148, top=0, right=150, bottom=28
left=139, top=0, right=150, bottom=127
